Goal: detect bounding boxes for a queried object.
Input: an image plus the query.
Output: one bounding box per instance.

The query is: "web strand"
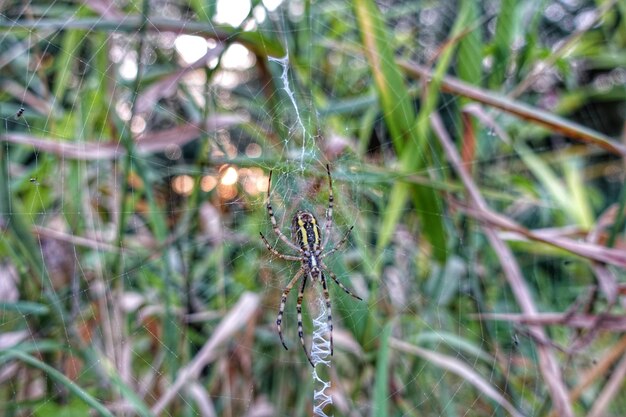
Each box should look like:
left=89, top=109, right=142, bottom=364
left=268, top=54, right=309, bottom=170
left=311, top=283, right=333, bottom=417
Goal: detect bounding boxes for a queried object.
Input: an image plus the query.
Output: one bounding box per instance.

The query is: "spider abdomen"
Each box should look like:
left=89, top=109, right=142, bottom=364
left=291, top=210, right=321, bottom=253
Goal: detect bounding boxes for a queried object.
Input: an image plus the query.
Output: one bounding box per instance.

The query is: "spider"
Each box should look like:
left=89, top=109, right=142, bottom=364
left=260, top=164, right=362, bottom=367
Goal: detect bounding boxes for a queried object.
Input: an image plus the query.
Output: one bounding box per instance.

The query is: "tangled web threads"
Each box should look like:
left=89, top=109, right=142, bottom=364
left=311, top=288, right=333, bottom=417
left=268, top=54, right=308, bottom=169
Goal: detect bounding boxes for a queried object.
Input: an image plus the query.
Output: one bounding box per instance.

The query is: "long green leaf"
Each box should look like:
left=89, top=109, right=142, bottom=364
left=564, top=157, right=593, bottom=228
left=353, top=0, right=447, bottom=262
left=516, top=142, right=591, bottom=226
left=0, top=301, right=49, bottom=315
left=352, top=0, right=415, bottom=154
left=0, top=350, right=115, bottom=417
left=379, top=4, right=474, bottom=262
left=373, top=322, right=393, bottom=417
left=457, top=0, right=483, bottom=86
left=53, top=7, right=88, bottom=105
left=489, top=0, right=516, bottom=88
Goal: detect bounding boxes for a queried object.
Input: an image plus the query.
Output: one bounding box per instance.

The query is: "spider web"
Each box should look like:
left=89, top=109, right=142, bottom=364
left=1, top=1, right=625, bottom=417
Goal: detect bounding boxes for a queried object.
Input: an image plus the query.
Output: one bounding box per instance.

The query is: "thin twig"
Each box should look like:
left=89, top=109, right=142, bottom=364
left=399, top=61, right=625, bottom=156
left=476, top=312, right=626, bottom=331
left=454, top=203, right=626, bottom=268
left=587, top=205, right=626, bottom=309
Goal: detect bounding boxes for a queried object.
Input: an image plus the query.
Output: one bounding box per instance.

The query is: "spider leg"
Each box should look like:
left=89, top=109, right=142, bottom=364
left=296, top=273, right=315, bottom=367
left=266, top=170, right=304, bottom=252
left=320, top=225, right=354, bottom=259
left=260, top=232, right=301, bottom=261
left=277, top=268, right=305, bottom=351
left=321, top=261, right=363, bottom=301
left=321, top=164, right=334, bottom=249
left=321, top=272, right=334, bottom=356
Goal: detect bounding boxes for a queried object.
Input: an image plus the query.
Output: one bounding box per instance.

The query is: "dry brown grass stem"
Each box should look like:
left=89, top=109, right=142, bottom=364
left=432, top=113, right=574, bottom=417
left=477, top=312, right=626, bottom=331
left=400, top=61, right=625, bottom=157
left=547, top=334, right=626, bottom=417
left=151, top=292, right=260, bottom=415
left=390, top=338, right=525, bottom=417
left=0, top=115, right=246, bottom=160
left=586, top=351, right=626, bottom=417
left=455, top=204, right=626, bottom=268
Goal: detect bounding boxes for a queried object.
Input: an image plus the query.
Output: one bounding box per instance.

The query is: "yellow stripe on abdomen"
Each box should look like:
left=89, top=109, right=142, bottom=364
left=311, top=217, right=320, bottom=246
left=297, top=216, right=308, bottom=246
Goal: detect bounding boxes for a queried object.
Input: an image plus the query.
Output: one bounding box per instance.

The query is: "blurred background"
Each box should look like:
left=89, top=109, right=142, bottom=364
left=1, top=0, right=626, bottom=416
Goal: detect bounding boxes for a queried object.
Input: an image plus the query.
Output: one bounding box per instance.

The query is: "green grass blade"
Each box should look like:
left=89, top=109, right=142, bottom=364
left=607, top=182, right=626, bottom=247
left=353, top=0, right=447, bottom=262
left=373, top=322, right=393, bottom=417
left=352, top=0, right=415, bottom=154
left=564, top=157, right=593, bottom=228
left=0, top=350, right=115, bottom=417
left=457, top=0, right=483, bottom=86
left=101, top=357, right=155, bottom=417
left=0, top=141, right=69, bottom=327
left=381, top=4, right=474, bottom=262
left=489, top=0, right=516, bottom=88
left=52, top=7, right=88, bottom=105
left=515, top=142, right=587, bottom=225
left=0, top=301, right=49, bottom=315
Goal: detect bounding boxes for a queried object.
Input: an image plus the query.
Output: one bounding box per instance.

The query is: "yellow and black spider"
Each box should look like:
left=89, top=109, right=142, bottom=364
left=260, top=165, right=362, bottom=366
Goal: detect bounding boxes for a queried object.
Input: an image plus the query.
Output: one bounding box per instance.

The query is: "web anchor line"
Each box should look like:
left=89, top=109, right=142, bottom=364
left=268, top=54, right=308, bottom=170
left=268, top=51, right=335, bottom=416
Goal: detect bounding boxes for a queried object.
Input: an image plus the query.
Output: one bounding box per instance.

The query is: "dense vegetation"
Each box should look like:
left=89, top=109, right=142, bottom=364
left=1, top=0, right=625, bottom=416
